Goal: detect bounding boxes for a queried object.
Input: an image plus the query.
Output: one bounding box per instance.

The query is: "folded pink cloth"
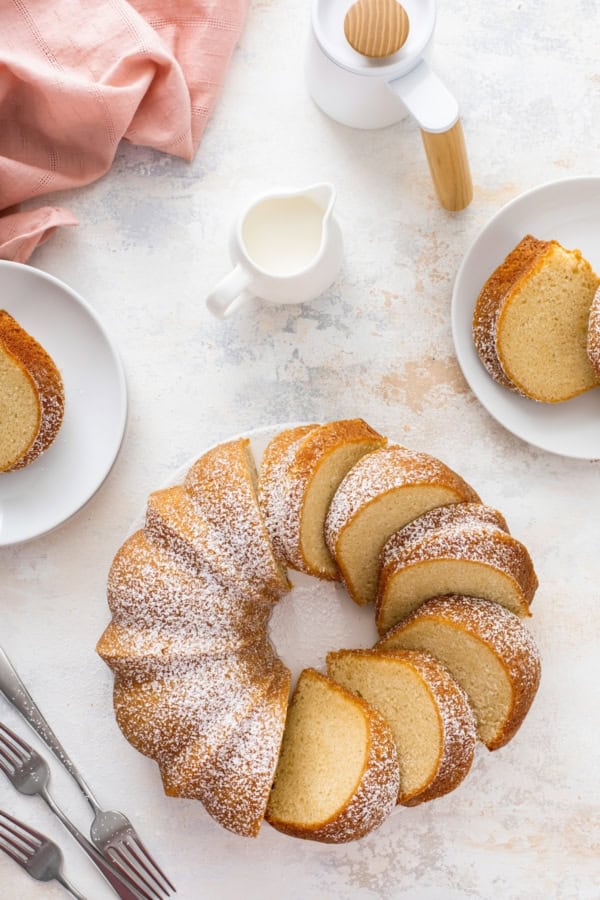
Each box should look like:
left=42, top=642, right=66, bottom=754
left=0, top=0, right=248, bottom=262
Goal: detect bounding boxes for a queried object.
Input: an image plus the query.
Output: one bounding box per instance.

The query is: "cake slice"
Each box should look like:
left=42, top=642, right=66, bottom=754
left=376, top=522, right=538, bottom=634
left=473, top=235, right=600, bottom=402
left=266, top=668, right=399, bottom=842
left=0, top=309, right=64, bottom=471
left=327, top=648, right=476, bottom=805
left=259, top=419, right=387, bottom=579
left=324, top=446, right=480, bottom=606
left=376, top=595, right=541, bottom=750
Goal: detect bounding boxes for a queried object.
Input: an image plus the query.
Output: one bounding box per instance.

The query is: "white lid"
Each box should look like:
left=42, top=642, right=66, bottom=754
left=312, top=0, right=436, bottom=77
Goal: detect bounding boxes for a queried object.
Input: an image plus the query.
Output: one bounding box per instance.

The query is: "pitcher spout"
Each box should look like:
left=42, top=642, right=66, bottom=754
left=304, top=182, right=336, bottom=220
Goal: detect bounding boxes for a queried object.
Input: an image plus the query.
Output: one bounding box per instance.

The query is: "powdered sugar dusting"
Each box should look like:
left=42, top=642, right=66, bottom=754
left=145, top=485, right=285, bottom=599
left=98, top=440, right=294, bottom=836
left=113, top=648, right=276, bottom=766
left=386, top=522, right=522, bottom=570
left=106, top=532, right=271, bottom=647
left=198, top=672, right=290, bottom=837
left=184, top=439, right=290, bottom=595
left=381, top=503, right=509, bottom=568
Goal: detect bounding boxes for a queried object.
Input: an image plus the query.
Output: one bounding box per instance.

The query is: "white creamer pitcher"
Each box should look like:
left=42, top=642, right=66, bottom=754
left=206, top=183, right=343, bottom=318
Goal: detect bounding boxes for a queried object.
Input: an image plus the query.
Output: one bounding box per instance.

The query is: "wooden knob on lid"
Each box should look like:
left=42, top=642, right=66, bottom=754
left=344, top=0, right=410, bottom=59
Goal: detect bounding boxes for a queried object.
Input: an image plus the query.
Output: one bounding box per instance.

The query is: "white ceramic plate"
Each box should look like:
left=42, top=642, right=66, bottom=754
left=150, top=423, right=378, bottom=683
left=0, top=261, right=127, bottom=545
left=452, top=176, right=600, bottom=459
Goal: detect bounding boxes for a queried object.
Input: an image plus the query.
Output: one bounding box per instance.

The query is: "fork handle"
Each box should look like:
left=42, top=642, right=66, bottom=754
left=41, top=789, right=147, bottom=900
left=0, top=647, right=101, bottom=815
left=55, top=872, right=88, bottom=900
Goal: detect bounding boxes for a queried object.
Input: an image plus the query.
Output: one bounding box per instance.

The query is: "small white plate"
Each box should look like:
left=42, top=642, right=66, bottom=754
left=452, top=176, right=600, bottom=459
left=0, top=261, right=127, bottom=545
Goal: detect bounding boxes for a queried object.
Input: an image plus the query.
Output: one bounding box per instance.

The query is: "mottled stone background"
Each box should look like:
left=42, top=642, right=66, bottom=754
left=2, top=0, right=599, bottom=897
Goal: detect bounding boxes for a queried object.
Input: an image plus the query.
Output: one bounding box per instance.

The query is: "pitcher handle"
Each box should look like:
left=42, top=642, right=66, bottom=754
left=420, top=120, right=473, bottom=212
left=390, top=60, right=473, bottom=211
left=206, top=265, right=252, bottom=318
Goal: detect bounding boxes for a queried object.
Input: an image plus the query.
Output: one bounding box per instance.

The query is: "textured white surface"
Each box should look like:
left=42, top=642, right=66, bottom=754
left=1, top=0, right=599, bottom=897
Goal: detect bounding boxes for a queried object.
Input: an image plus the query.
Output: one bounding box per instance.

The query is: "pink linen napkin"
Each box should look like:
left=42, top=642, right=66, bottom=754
left=0, top=0, right=248, bottom=262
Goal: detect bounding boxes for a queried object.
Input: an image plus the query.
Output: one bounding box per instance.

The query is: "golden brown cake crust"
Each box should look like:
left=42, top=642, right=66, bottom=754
left=266, top=669, right=399, bottom=843
left=0, top=309, right=64, bottom=470
left=394, top=650, right=476, bottom=806
left=324, top=446, right=480, bottom=606
left=377, top=595, right=542, bottom=750
left=472, top=235, right=554, bottom=391
left=325, top=446, right=481, bottom=555
left=381, top=503, right=510, bottom=551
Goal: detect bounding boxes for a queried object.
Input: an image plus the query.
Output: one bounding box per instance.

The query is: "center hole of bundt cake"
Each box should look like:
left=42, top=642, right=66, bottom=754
left=268, top=572, right=378, bottom=686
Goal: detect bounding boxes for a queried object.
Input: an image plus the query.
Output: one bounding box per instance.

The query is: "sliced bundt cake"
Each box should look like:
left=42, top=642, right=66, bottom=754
left=98, top=421, right=542, bottom=842
left=266, top=668, right=399, bottom=842
left=377, top=595, right=541, bottom=750
left=327, top=648, right=476, bottom=805
left=256, top=424, right=318, bottom=563
left=259, top=419, right=386, bottom=579
left=101, top=529, right=273, bottom=658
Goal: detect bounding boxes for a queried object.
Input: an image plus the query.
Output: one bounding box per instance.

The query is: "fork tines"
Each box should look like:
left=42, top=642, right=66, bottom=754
left=0, top=722, right=31, bottom=771
left=108, top=835, right=176, bottom=897
left=0, top=809, right=43, bottom=865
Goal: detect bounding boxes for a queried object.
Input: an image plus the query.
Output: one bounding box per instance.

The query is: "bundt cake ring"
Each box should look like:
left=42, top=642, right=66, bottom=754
left=97, top=418, right=542, bottom=844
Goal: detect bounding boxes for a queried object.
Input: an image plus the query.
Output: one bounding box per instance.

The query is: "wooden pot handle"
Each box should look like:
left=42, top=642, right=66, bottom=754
left=420, top=119, right=473, bottom=211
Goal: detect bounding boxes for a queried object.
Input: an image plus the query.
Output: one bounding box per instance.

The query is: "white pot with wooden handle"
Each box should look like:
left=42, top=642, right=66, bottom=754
left=306, top=0, right=473, bottom=211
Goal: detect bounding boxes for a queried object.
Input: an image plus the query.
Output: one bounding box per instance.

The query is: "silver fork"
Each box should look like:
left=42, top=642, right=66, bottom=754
left=0, top=808, right=86, bottom=898
left=0, top=721, right=151, bottom=900
left=0, top=646, right=175, bottom=897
